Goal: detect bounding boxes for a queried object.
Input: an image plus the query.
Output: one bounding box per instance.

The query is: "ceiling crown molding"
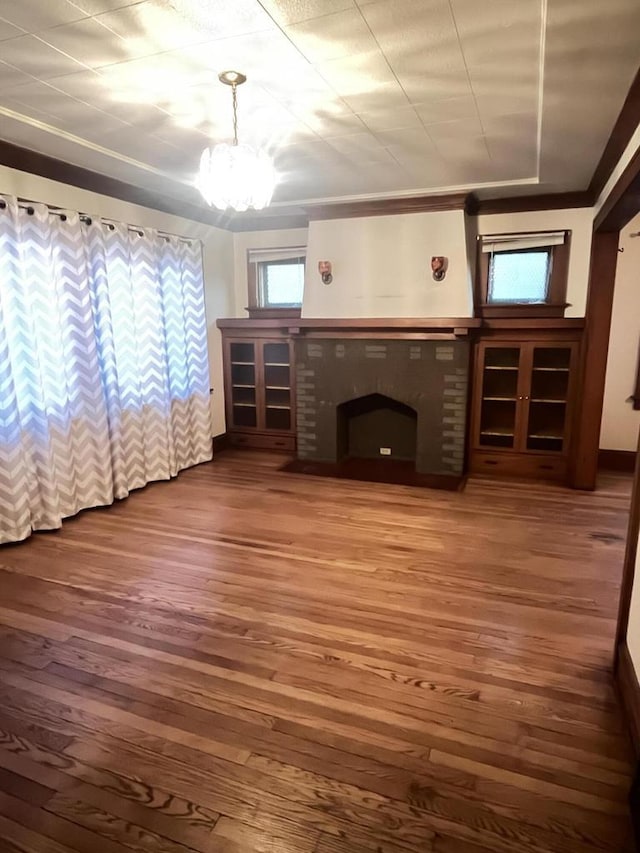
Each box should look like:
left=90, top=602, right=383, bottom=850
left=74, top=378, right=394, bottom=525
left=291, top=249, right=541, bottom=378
left=474, top=191, right=593, bottom=215
left=0, top=138, right=232, bottom=230
left=305, top=192, right=473, bottom=221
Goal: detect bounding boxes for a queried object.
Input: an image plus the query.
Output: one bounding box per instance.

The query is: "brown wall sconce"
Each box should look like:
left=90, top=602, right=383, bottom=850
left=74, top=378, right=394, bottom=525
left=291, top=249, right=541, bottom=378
left=431, top=256, right=448, bottom=282
left=318, top=260, right=333, bottom=285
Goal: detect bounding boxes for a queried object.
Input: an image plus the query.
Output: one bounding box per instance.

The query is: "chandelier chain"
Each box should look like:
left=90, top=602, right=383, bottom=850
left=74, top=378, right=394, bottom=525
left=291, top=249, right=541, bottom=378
left=231, top=83, right=238, bottom=147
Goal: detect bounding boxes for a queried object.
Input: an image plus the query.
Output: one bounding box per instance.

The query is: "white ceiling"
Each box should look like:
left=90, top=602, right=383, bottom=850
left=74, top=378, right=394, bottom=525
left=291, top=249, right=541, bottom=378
left=0, top=0, right=638, bottom=210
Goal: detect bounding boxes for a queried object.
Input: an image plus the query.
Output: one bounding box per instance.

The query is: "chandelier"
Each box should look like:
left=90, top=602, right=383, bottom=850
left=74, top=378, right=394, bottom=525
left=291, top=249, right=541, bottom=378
left=196, top=71, right=276, bottom=212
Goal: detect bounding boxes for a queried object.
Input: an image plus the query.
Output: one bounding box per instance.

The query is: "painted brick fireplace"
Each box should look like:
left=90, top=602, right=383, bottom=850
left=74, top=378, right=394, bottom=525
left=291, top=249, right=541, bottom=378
left=294, top=338, right=469, bottom=478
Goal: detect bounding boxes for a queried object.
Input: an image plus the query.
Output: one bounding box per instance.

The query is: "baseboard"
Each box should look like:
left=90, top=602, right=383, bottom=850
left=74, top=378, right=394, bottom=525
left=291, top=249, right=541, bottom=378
left=212, top=432, right=229, bottom=453
left=599, top=449, right=637, bottom=473
left=615, top=641, right=640, bottom=755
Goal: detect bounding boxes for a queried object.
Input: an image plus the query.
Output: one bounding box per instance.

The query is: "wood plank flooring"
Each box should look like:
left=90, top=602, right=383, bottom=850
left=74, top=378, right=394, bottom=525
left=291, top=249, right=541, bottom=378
left=0, top=450, right=635, bottom=853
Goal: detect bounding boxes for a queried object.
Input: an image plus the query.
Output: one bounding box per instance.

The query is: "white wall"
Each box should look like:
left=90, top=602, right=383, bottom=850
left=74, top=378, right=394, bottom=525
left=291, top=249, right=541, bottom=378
left=0, top=164, right=235, bottom=436
left=477, top=208, right=594, bottom=317
left=232, top=227, right=308, bottom=317
left=303, top=210, right=473, bottom=318
left=234, top=207, right=594, bottom=320
left=601, top=212, right=640, bottom=451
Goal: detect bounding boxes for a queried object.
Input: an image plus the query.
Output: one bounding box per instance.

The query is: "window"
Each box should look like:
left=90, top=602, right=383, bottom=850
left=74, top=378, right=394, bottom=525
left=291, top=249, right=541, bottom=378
left=477, top=231, right=570, bottom=318
left=259, top=257, right=305, bottom=307
left=488, top=249, right=551, bottom=303
left=247, top=247, right=305, bottom=317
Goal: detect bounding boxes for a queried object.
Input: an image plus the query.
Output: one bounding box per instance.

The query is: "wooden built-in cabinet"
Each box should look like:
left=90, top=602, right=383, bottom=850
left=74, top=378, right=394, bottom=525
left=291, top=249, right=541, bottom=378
left=218, top=318, right=586, bottom=486
left=470, top=339, right=579, bottom=481
left=222, top=332, right=296, bottom=451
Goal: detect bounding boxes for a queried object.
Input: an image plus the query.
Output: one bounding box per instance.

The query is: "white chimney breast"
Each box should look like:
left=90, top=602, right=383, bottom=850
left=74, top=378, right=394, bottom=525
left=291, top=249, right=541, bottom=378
left=302, top=209, right=473, bottom=319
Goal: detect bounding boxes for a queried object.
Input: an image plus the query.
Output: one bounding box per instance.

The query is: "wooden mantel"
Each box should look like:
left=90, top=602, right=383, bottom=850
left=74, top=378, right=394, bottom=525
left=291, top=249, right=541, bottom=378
left=217, top=317, right=482, bottom=340
left=216, top=316, right=584, bottom=340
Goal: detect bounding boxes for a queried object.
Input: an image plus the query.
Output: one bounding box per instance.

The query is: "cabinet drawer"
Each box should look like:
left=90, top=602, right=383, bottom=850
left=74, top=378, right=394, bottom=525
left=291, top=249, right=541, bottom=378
left=470, top=451, right=567, bottom=481
left=229, top=431, right=295, bottom=452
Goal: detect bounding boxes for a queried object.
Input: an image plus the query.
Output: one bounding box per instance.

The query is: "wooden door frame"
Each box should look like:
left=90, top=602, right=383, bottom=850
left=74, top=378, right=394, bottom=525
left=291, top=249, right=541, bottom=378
left=616, top=438, right=640, bottom=659
left=591, top=135, right=640, bottom=751
left=569, top=232, right=621, bottom=489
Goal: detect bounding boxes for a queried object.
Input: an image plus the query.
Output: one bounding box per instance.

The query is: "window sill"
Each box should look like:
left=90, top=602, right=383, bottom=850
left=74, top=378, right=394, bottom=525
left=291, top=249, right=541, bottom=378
left=476, top=303, right=568, bottom=319
left=245, top=307, right=302, bottom=320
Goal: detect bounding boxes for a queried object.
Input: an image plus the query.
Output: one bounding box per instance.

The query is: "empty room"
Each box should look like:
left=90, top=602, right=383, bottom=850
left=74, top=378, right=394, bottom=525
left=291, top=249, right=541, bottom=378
left=2, top=1, right=640, bottom=851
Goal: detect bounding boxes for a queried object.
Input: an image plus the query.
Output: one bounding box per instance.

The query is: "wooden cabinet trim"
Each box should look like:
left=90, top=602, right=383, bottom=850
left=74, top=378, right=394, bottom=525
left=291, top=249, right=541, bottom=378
left=515, top=344, right=533, bottom=453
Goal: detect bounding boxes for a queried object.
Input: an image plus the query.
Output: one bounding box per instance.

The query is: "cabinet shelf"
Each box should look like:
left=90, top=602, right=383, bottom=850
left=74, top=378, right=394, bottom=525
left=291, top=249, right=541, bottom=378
left=233, top=384, right=255, bottom=389
left=484, top=365, right=519, bottom=371
left=529, top=432, right=563, bottom=440
left=266, top=385, right=289, bottom=390
left=231, top=361, right=254, bottom=366
left=480, top=429, right=515, bottom=437
left=531, top=398, right=566, bottom=404
left=483, top=396, right=517, bottom=402
left=532, top=367, right=569, bottom=372
left=264, top=362, right=290, bottom=367
left=233, top=402, right=256, bottom=408
left=266, top=405, right=291, bottom=410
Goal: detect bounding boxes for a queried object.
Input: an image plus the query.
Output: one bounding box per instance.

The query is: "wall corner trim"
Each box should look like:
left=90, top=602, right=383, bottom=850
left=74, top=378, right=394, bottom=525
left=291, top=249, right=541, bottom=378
left=589, top=66, right=640, bottom=204
left=212, top=433, right=230, bottom=453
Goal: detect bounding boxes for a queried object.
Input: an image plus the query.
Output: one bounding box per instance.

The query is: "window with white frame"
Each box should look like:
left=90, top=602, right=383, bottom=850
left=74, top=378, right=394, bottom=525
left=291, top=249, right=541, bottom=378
left=247, top=247, right=306, bottom=312
left=477, top=231, right=570, bottom=317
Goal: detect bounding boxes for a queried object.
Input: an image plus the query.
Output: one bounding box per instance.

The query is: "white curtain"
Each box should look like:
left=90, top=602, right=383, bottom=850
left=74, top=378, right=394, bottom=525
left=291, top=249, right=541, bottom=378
left=0, top=195, right=212, bottom=545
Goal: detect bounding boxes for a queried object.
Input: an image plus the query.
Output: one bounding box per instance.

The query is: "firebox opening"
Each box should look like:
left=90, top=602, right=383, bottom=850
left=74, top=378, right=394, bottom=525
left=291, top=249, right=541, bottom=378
left=336, top=393, right=418, bottom=463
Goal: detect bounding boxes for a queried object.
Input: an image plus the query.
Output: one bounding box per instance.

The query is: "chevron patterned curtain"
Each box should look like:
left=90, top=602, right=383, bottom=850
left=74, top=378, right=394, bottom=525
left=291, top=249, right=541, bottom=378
left=0, top=195, right=212, bottom=545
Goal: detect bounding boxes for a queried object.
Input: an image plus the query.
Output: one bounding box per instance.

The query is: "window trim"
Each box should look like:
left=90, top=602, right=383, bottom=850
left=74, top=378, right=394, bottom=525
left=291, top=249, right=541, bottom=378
left=475, top=233, right=571, bottom=319
left=246, top=249, right=305, bottom=319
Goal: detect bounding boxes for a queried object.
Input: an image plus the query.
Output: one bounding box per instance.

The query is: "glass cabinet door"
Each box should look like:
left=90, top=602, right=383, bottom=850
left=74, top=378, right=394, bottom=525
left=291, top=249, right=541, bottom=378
left=477, top=345, right=522, bottom=449
left=229, top=341, right=257, bottom=428
left=525, top=346, right=572, bottom=453
left=262, top=341, right=291, bottom=431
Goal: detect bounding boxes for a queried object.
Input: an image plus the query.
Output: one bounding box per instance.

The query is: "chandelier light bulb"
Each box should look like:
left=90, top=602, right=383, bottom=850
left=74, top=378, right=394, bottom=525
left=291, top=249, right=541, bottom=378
left=196, top=71, right=277, bottom=212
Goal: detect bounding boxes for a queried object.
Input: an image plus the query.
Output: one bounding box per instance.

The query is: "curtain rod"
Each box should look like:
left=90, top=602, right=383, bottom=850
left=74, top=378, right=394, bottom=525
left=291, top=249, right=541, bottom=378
left=0, top=197, right=199, bottom=246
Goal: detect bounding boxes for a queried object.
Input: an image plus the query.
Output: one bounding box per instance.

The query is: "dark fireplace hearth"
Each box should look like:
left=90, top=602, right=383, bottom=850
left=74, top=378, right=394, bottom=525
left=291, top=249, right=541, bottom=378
left=289, top=337, right=469, bottom=489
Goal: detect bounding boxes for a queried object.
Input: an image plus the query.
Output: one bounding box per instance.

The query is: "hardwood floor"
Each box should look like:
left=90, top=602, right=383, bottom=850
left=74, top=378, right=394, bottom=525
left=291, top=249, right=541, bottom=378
left=0, top=450, right=635, bottom=853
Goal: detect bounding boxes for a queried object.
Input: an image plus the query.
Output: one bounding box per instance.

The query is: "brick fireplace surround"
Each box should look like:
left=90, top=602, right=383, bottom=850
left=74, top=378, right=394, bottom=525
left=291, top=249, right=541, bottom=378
left=296, top=338, right=468, bottom=472
left=287, top=328, right=472, bottom=489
